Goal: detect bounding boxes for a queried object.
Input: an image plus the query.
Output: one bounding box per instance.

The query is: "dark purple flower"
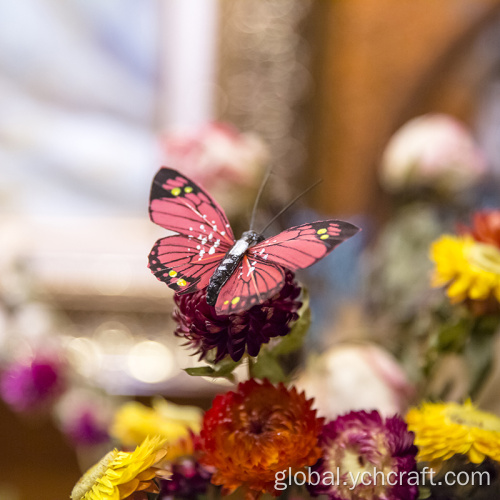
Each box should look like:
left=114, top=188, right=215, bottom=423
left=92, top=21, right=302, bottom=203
left=0, top=356, right=65, bottom=412
left=173, top=271, right=302, bottom=362
left=159, top=457, right=213, bottom=500
left=308, top=410, right=418, bottom=500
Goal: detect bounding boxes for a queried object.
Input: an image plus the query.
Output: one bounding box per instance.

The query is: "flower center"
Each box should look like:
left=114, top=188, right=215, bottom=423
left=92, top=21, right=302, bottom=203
left=341, top=447, right=372, bottom=480
left=467, top=242, right=500, bottom=275
left=249, top=418, right=265, bottom=434
left=71, top=450, right=117, bottom=500
left=447, top=406, right=500, bottom=432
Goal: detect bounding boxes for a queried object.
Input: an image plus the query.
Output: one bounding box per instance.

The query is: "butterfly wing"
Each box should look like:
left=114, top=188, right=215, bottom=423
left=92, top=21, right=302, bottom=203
left=148, top=168, right=235, bottom=293
left=247, top=220, right=360, bottom=271
left=149, top=235, right=229, bottom=294
left=149, top=167, right=235, bottom=242
left=215, top=255, right=285, bottom=314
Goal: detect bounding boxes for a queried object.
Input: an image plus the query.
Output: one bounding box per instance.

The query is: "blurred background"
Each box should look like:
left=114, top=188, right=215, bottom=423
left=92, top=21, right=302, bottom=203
left=2, top=0, right=500, bottom=498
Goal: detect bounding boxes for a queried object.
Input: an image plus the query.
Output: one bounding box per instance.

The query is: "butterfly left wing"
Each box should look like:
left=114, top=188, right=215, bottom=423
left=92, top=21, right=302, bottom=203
left=149, top=234, right=229, bottom=294
left=148, top=167, right=235, bottom=294
left=214, top=255, right=285, bottom=315
left=247, top=220, right=360, bottom=271
left=149, top=167, right=235, bottom=244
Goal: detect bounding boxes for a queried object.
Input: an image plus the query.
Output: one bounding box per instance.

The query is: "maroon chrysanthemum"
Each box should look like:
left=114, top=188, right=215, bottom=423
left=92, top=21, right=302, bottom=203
left=308, top=410, right=418, bottom=500
left=173, top=271, right=302, bottom=362
left=159, top=457, right=213, bottom=500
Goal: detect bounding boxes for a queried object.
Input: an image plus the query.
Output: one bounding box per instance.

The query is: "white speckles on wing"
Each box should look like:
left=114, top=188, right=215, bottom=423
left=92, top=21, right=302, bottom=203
left=246, top=264, right=255, bottom=277
left=257, top=247, right=269, bottom=260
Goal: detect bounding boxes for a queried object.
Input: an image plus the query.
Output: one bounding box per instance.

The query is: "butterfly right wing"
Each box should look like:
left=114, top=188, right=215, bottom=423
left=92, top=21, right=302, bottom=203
left=148, top=167, right=235, bottom=293
left=214, top=255, right=285, bottom=314
left=247, top=220, right=360, bottom=271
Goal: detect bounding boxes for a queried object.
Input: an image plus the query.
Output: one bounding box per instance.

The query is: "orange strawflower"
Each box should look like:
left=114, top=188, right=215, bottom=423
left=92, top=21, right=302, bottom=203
left=198, top=379, right=324, bottom=498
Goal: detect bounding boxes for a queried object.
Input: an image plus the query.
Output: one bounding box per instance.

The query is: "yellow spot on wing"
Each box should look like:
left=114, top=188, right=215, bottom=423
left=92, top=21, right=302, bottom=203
left=184, top=186, right=193, bottom=193
left=320, top=234, right=329, bottom=240
left=224, top=300, right=229, bottom=305
left=317, top=228, right=327, bottom=235
left=171, top=187, right=181, bottom=196
left=231, top=296, right=240, bottom=305
left=177, top=278, right=187, bottom=287
left=169, top=270, right=178, bottom=277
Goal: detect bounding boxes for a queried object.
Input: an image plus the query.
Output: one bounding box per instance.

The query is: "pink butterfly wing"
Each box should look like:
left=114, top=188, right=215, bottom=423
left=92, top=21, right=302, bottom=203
left=149, top=167, right=235, bottom=244
left=149, top=235, right=229, bottom=294
left=247, top=220, right=360, bottom=271
left=148, top=168, right=235, bottom=293
left=215, top=255, right=285, bottom=315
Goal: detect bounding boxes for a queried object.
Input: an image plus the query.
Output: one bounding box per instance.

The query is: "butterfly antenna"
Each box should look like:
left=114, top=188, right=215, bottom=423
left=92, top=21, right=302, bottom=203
left=249, top=167, right=273, bottom=230
left=258, top=179, right=323, bottom=234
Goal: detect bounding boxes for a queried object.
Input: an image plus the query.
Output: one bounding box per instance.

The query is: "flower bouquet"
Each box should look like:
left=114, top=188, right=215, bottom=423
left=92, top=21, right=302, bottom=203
left=1, top=118, right=500, bottom=500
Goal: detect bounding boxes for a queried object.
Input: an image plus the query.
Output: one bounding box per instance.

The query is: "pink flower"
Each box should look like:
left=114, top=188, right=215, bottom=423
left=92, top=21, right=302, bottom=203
left=55, top=389, right=112, bottom=446
left=0, top=354, right=65, bottom=413
left=160, top=123, right=269, bottom=214
left=308, top=411, right=418, bottom=500
left=296, top=344, right=414, bottom=419
left=380, top=114, right=487, bottom=194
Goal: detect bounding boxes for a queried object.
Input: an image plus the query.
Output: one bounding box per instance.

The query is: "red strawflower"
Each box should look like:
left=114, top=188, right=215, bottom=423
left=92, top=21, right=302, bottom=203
left=173, top=271, right=302, bottom=362
left=469, top=210, right=500, bottom=249
left=198, top=379, right=324, bottom=498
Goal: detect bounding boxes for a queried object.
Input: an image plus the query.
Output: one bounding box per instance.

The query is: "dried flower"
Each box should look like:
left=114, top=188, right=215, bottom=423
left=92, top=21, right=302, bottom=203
left=407, top=400, right=500, bottom=466
left=198, top=379, right=324, bottom=498
left=466, top=209, right=500, bottom=249
left=71, top=436, right=170, bottom=500
left=111, top=399, right=202, bottom=461
left=173, top=271, right=302, bottom=362
left=0, top=355, right=65, bottom=412
left=296, top=344, right=414, bottom=419
left=380, top=113, right=486, bottom=195
left=431, top=235, right=500, bottom=304
left=160, top=122, right=269, bottom=215
left=309, top=411, right=418, bottom=500
left=55, top=389, right=112, bottom=446
left=159, top=457, right=213, bottom=500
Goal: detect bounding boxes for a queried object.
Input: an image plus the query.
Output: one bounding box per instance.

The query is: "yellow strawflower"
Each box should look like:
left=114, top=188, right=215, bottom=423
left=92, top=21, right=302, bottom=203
left=71, top=436, right=170, bottom=500
left=111, top=398, right=202, bottom=461
left=407, top=401, right=500, bottom=466
left=431, top=235, right=500, bottom=303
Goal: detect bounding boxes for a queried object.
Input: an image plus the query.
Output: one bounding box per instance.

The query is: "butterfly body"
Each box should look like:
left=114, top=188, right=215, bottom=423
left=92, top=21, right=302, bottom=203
left=206, top=230, right=265, bottom=306
left=148, top=167, right=360, bottom=315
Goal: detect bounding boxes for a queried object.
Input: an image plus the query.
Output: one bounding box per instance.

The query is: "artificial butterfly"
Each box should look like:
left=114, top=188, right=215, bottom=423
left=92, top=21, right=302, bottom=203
left=148, top=167, right=360, bottom=315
